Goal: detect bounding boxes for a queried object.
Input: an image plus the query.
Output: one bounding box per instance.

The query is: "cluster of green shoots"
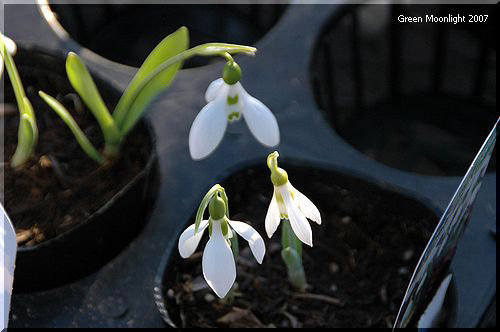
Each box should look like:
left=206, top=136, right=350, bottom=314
left=2, top=27, right=256, bottom=167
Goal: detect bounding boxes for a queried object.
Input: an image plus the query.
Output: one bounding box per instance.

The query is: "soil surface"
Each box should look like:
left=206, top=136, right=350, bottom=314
left=162, top=165, right=441, bottom=328
left=2, top=57, right=151, bottom=247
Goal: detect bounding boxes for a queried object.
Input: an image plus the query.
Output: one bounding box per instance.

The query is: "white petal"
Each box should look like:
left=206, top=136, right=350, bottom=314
left=5, top=36, right=17, bottom=55
left=290, top=184, right=322, bottom=225
left=178, top=220, right=209, bottom=258
left=265, top=190, right=281, bottom=238
left=189, top=89, right=228, bottom=160
left=202, top=220, right=236, bottom=298
left=227, top=219, right=265, bottom=264
left=279, top=184, right=313, bottom=247
left=240, top=85, right=280, bottom=147
left=205, top=78, right=225, bottom=102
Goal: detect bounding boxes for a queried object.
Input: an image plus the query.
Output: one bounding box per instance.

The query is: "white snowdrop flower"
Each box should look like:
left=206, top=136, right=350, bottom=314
left=178, top=192, right=265, bottom=298
left=265, top=151, right=321, bottom=247
left=189, top=60, right=280, bottom=160
left=0, top=34, right=17, bottom=79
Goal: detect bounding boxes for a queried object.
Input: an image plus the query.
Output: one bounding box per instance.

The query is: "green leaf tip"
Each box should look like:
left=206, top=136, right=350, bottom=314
left=65, top=51, right=121, bottom=149
left=38, top=90, right=104, bottom=164
left=113, top=25, right=190, bottom=135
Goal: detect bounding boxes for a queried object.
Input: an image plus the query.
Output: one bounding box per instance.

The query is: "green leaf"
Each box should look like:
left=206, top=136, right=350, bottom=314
left=1, top=35, right=27, bottom=113
left=65, top=52, right=121, bottom=146
left=113, top=26, right=189, bottom=131
left=118, top=41, right=256, bottom=136
left=10, top=106, right=37, bottom=168
left=39, top=91, right=103, bottom=164
left=195, top=184, right=224, bottom=234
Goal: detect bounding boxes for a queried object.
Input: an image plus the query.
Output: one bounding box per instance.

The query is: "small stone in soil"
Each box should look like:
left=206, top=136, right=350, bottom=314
left=204, top=293, right=215, bottom=303
left=329, top=262, right=340, bottom=274
left=16, top=229, right=33, bottom=244
left=379, top=284, right=388, bottom=304
left=403, top=249, right=414, bottom=261
left=191, top=275, right=209, bottom=292
left=39, top=155, right=52, bottom=169
left=341, top=216, right=352, bottom=224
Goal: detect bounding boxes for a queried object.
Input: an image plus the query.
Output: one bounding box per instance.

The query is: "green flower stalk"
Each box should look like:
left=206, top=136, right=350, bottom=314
left=265, top=151, right=322, bottom=291
left=38, top=27, right=257, bottom=164
left=1, top=33, right=39, bottom=168
left=178, top=184, right=265, bottom=298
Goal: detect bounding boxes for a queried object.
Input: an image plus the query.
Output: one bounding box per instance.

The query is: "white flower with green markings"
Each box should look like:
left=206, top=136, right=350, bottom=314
left=178, top=184, right=265, bottom=298
left=264, top=151, right=322, bottom=291
left=265, top=151, right=321, bottom=247
left=189, top=59, right=280, bottom=160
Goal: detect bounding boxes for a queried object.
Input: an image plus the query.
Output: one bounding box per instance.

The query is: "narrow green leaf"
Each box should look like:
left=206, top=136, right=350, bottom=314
left=113, top=26, right=189, bottom=130
left=119, top=42, right=257, bottom=136
left=1, top=35, right=27, bottom=114
left=10, top=112, right=36, bottom=168
left=65, top=52, right=121, bottom=146
left=195, top=184, right=223, bottom=234
left=39, top=91, right=103, bottom=164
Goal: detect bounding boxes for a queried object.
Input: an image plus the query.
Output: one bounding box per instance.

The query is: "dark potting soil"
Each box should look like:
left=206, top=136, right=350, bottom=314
left=2, top=83, right=151, bottom=247
left=162, top=165, right=440, bottom=328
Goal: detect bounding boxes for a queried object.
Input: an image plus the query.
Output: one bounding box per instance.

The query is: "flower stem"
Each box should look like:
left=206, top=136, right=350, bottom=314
left=281, top=219, right=307, bottom=291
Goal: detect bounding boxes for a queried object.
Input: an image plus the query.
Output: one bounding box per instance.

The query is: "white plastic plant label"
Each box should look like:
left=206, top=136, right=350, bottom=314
left=394, top=118, right=498, bottom=328
left=1, top=203, right=17, bottom=329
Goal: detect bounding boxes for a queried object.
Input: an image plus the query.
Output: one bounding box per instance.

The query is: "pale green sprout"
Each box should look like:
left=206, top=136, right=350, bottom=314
left=38, top=27, right=257, bottom=164
left=1, top=33, right=39, bottom=168
left=265, top=151, right=322, bottom=291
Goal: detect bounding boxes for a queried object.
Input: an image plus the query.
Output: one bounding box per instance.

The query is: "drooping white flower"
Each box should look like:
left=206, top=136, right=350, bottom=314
left=178, top=194, right=265, bottom=298
left=0, top=35, right=17, bottom=79
left=265, top=151, right=321, bottom=247
left=189, top=61, right=280, bottom=160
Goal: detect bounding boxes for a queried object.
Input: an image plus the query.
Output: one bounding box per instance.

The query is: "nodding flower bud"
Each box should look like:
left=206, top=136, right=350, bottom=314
left=223, top=61, right=241, bottom=85
left=209, top=194, right=226, bottom=220
left=267, top=151, right=288, bottom=186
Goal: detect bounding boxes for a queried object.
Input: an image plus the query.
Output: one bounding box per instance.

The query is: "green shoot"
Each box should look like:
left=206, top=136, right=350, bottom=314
left=1, top=33, right=39, bottom=168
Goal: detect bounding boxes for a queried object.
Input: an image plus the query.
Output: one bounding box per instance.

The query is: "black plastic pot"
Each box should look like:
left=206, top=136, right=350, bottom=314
left=4, top=2, right=496, bottom=328
left=2, top=47, right=159, bottom=292
left=153, top=162, right=457, bottom=328
left=42, top=1, right=287, bottom=68
left=311, top=4, right=497, bottom=177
